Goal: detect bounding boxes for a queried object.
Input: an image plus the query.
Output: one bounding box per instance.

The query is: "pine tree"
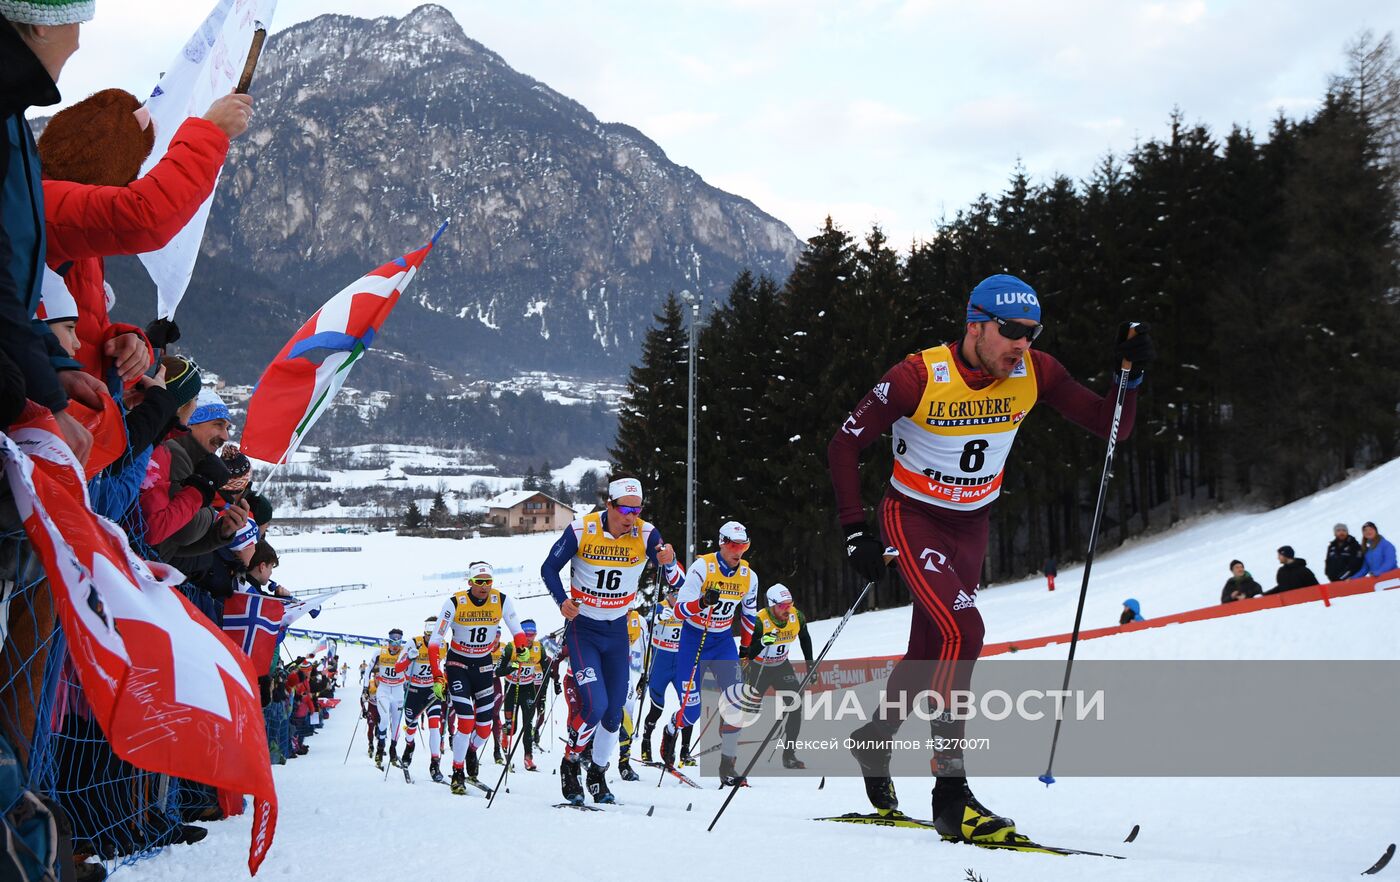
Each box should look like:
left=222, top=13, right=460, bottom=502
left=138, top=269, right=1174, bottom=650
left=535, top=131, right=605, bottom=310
left=427, top=492, right=450, bottom=528
left=403, top=501, right=423, bottom=531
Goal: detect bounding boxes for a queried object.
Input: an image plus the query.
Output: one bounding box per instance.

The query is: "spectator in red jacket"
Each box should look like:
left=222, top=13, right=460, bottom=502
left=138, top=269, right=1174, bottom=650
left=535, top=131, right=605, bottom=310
left=38, top=87, right=253, bottom=383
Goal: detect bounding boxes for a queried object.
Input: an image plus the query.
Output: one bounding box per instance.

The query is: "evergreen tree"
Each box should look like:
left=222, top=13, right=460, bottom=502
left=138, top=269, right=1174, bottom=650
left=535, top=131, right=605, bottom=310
left=403, top=501, right=423, bottom=531
left=576, top=469, right=600, bottom=505
left=427, top=492, right=451, bottom=528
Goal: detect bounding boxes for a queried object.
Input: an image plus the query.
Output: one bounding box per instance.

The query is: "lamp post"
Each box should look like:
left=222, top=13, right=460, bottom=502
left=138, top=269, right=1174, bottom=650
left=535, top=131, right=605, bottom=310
left=680, top=290, right=699, bottom=562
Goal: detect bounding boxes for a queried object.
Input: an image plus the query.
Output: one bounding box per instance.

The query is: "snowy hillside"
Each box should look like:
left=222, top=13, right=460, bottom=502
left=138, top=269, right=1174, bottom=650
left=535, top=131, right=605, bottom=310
left=119, top=458, right=1399, bottom=881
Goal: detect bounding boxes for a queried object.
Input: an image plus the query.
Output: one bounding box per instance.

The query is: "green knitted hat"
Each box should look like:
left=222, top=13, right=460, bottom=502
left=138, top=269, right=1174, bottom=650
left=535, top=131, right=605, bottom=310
left=0, top=0, right=95, bottom=25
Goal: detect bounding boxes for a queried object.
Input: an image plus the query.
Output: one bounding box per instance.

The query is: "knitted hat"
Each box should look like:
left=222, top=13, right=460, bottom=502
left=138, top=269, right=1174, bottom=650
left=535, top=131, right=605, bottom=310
left=189, top=387, right=230, bottom=425
left=38, top=266, right=77, bottom=323
left=1277, top=545, right=1295, bottom=559
left=37, top=88, right=154, bottom=187
left=226, top=517, right=259, bottom=553
left=1334, top=523, right=1348, bottom=533
left=161, top=356, right=202, bottom=408
left=220, top=445, right=251, bottom=478
left=0, top=0, right=95, bottom=25
left=766, top=584, right=792, bottom=606
left=967, top=274, right=1041, bottom=323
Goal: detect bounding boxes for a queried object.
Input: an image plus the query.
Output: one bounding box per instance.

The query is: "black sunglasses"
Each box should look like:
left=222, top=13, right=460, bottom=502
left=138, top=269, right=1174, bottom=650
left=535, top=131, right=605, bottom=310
left=975, top=306, right=1043, bottom=342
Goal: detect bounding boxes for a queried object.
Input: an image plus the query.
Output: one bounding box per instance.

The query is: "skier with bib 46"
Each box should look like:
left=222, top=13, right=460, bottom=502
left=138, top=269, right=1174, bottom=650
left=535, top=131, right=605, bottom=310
left=828, top=274, right=1151, bottom=843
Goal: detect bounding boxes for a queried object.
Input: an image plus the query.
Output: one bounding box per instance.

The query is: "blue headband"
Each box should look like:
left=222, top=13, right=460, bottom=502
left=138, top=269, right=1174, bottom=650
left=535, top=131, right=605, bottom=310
left=967, top=274, right=1041, bottom=324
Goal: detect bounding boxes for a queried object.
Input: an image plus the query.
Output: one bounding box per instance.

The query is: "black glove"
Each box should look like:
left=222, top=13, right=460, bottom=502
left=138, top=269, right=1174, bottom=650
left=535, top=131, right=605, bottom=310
left=700, top=587, right=722, bottom=608
left=1115, top=322, right=1154, bottom=383
left=844, top=523, right=886, bottom=582
left=634, top=675, right=647, bottom=700
left=183, top=453, right=233, bottom=506
left=145, top=318, right=181, bottom=350
left=553, top=680, right=562, bottom=695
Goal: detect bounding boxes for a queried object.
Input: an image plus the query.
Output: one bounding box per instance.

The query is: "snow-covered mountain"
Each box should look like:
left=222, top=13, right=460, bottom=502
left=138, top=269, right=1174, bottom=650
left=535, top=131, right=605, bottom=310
left=130, top=3, right=801, bottom=393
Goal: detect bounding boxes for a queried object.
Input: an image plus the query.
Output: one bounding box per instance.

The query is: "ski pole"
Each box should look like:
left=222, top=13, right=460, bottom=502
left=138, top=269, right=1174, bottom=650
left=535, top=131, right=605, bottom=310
left=707, top=557, right=892, bottom=832
left=658, top=605, right=713, bottom=786
left=487, top=649, right=562, bottom=807
left=631, top=595, right=662, bottom=759
left=498, top=670, right=524, bottom=791
left=1039, top=343, right=1136, bottom=787
left=342, top=710, right=362, bottom=764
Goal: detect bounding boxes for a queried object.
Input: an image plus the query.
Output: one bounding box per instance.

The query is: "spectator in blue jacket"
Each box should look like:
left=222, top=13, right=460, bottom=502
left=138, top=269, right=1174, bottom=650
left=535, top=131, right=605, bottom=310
left=1119, top=598, right=1145, bottom=625
left=1352, top=522, right=1397, bottom=579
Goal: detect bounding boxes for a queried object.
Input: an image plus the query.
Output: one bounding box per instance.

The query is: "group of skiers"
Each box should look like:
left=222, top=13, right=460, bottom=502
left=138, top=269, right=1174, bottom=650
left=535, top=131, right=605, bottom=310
left=359, top=475, right=818, bottom=804
left=356, top=273, right=1155, bottom=848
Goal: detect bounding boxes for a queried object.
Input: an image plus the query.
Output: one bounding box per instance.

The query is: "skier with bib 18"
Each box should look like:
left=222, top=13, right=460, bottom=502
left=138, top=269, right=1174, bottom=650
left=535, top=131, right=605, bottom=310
left=827, top=274, right=1152, bottom=843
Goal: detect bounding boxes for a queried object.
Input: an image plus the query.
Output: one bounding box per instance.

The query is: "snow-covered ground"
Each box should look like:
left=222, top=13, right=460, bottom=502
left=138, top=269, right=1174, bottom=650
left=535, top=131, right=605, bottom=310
left=120, top=459, right=1400, bottom=881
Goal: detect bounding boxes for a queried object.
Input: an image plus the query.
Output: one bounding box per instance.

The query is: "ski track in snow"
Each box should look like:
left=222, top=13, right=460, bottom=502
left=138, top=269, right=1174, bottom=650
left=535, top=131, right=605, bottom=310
left=120, top=459, right=1400, bottom=880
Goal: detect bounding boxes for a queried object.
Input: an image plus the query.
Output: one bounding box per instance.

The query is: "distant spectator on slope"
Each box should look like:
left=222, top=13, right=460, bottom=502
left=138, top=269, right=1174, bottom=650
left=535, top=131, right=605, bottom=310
left=1351, top=522, right=1397, bottom=579
left=1264, top=546, right=1319, bottom=595
left=1325, top=524, right=1364, bottom=582
left=1044, top=557, right=1057, bottom=592
left=1221, top=560, right=1263, bottom=603
left=1119, top=598, right=1144, bottom=625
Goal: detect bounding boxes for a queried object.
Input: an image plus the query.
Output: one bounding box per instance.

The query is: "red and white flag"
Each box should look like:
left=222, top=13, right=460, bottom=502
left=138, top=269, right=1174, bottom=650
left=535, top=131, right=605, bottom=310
left=0, top=407, right=277, bottom=875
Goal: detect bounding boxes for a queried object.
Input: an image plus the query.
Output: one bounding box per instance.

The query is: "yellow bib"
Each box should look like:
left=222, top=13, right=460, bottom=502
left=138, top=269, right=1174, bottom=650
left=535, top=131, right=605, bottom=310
left=375, top=645, right=405, bottom=684
left=754, top=607, right=801, bottom=666
left=505, top=642, right=544, bottom=685
left=449, top=590, right=506, bottom=656
left=571, top=511, right=651, bottom=611
left=890, top=344, right=1039, bottom=510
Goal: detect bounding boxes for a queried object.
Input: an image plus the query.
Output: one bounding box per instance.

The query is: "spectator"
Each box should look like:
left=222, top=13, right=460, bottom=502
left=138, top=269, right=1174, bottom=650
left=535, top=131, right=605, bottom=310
left=1264, top=545, right=1319, bottom=594
left=154, top=388, right=250, bottom=561
left=1119, top=598, right=1144, bottom=625
left=1, top=9, right=99, bottom=463
left=1351, top=522, right=1397, bottom=579
left=1324, top=523, right=1364, bottom=582
left=38, top=86, right=252, bottom=382
left=245, top=540, right=292, bottom=597
left=1220, top=559, right=1263, bottom=603
left=136, top=360, right=219, bottom=548
left=1043, top=556, right=1057, bottom=592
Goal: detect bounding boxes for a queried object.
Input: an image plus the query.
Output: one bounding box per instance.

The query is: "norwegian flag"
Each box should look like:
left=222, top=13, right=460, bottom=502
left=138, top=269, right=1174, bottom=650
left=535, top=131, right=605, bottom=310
left=240, top=223, right=447, bottom=465
left=222, top=590, right=285, bottom=676
left=0, top=408, right=277, bottom=875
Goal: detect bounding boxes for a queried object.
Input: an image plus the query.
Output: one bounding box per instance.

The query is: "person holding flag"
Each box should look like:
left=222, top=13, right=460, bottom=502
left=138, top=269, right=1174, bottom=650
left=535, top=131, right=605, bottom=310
left=540, top=477, right=684, bottom=806
left=660, top=521, right=758, bottom=788
left=429, top=562, right=527, bottom=795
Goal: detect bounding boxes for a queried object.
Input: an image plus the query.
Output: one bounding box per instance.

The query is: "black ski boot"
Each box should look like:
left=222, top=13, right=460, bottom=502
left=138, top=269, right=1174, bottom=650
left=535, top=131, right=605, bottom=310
left=782, top=749, right=806, bottom=770
left=659, top=726, right=677, bottom=768
left=617, top=756, right=639, bottom=782
left=400, top=743, right=414, bottom=768
left=366, top=740, right=374, bottom=760
left=848, top=720, right=898, bottom=811
left=374, top=739, right=385, bottom=770
left=465, top=746, right=480, bottom=780
left=428, top=757, right=443, bottom=783
left=718, top=754, right=748, bottom=788
left=932, top=780, right=1016, bottom=844
left=586, top=761, right=616, bottom=804
left=449, top=767, right=467, bottom=795
left=388, top=742, right=399, bottom=767
left=640, top=725, right=654, bottom=764
left=679, top=726, right=696, bottom=766
left=560, top=755, right=585, bottom=805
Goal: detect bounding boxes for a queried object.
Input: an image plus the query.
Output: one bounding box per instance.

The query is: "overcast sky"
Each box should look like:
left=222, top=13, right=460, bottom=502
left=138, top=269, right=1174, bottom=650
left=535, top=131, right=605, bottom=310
left=47, top=1, right=1400, bottom=247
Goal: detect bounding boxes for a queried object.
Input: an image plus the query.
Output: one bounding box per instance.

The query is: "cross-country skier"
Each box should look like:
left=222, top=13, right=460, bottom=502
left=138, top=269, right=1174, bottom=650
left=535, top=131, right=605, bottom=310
left=497, top=618, right=557, bottom=772
left=401, top=616, right=446, bottom=782
left=636, top=587, right=694, bottom=764
left=429, top=562, right=529, bottom=795
left=370, top=628, right=410, bottom=769
left=540, top=477, right=684, bottom=805
left=828, top=273, right=1151, bottom=843
left=660, top=521, right=758, bottom=787
left=742, top=584, right=814, bottom=769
